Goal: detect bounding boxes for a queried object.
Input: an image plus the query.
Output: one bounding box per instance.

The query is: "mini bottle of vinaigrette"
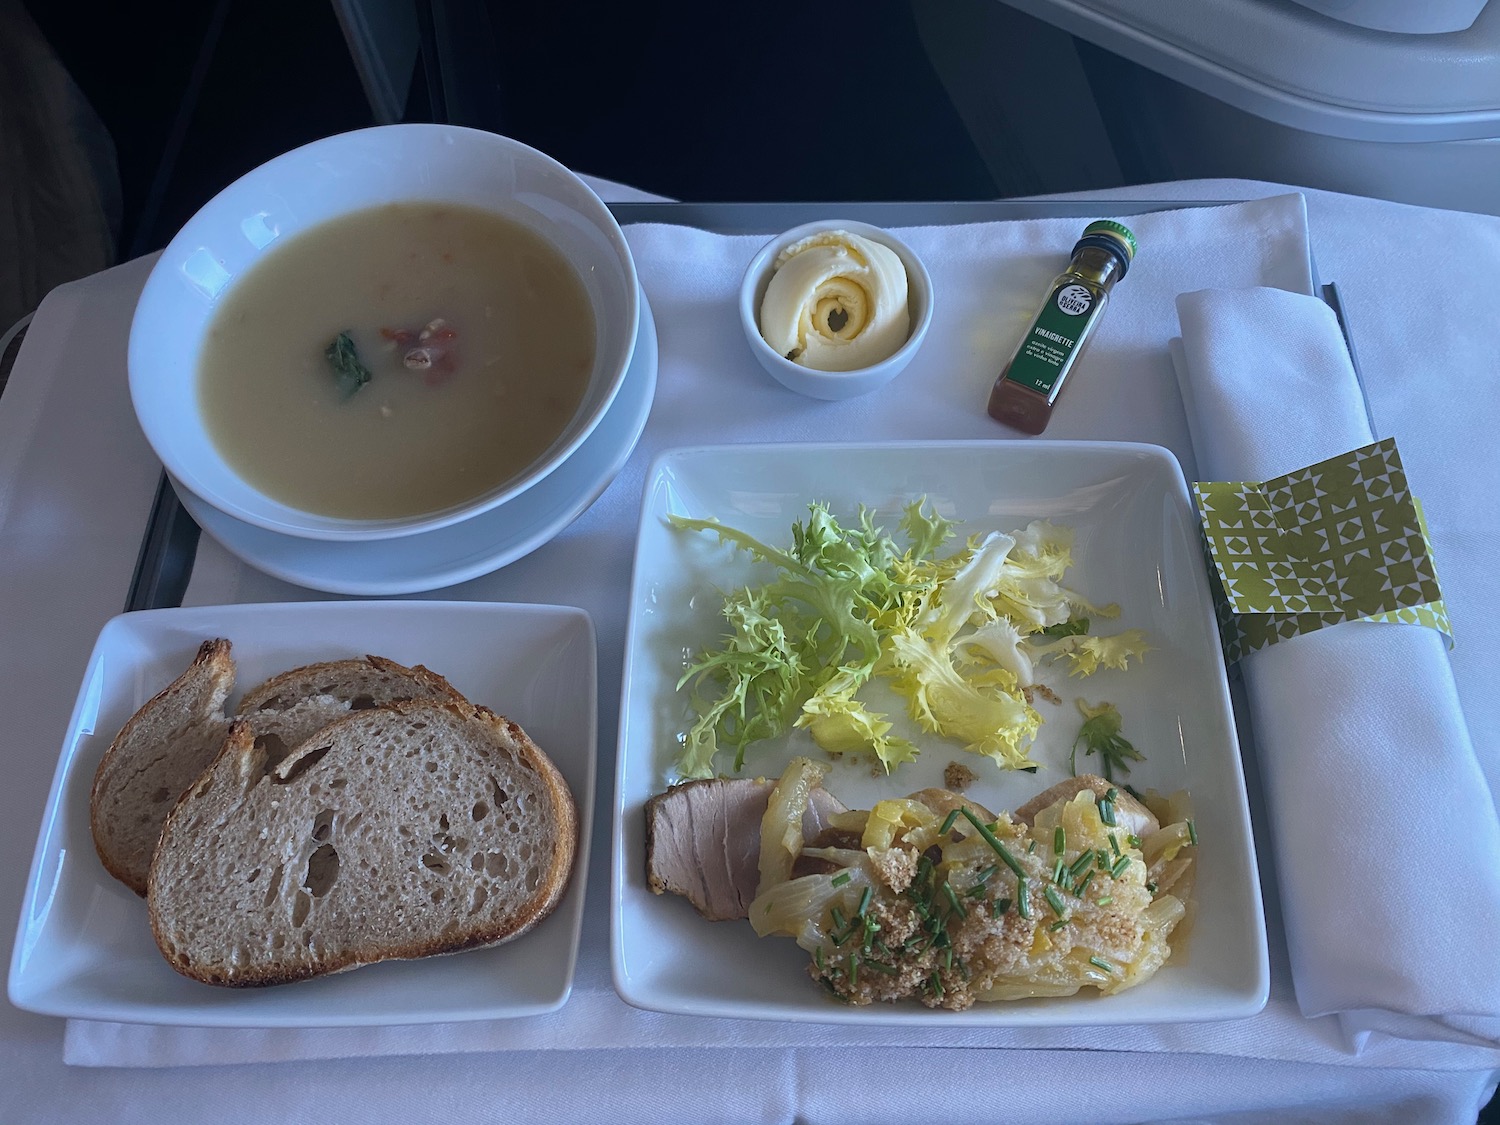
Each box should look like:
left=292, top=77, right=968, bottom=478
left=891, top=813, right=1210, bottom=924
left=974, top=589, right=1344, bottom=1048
left=987, top=220, right=1137, bottom=434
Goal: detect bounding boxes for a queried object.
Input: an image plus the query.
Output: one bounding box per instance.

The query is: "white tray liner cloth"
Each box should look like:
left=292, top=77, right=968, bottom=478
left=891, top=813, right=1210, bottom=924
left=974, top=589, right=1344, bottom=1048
left=47, top=187, right=1500, bottom=1081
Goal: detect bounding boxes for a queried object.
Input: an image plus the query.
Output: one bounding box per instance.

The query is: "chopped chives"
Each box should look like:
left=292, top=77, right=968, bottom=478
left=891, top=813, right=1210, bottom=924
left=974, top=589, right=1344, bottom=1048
left=961, top=808, right=1029, bottom=879
left=974, top=864, right=999, bottom=883
left=929, top=972, right=944, bottom=999
left=1054, top=826, right=1066, bottom=855
left=1110, top=855, right=1131, bottom=880
left=1048, top=918, right=1069, bottom=932
left=1127, top=833, right=1142, bottom=848
left=1075, top=870, right=1095, bottom=894
left=864, top=958, right=898, bottom=975
left=1187, top=819, right=1199, bottom=846
left=831, top=871, right=851, bottom=888
left=940, top=808, right=961, bottom=836
left=942, top=881, right=967, bottom=919
left=815, top=946, right=825, bottom=971
left=1099, top=788, right=1119, bottom=827
left=943, top=947, right=953, bottom=971
left=1069, top=850, right=1095, bottom=880
left=831, top=907, right=847, bottom=930
left=856, top=886, right=873, bottom=918
left=993, top=897, right=1011, bottom=917
left=1052, top=858, right=1067, bottom=885
left=1096, top=895, right=1113, bottom=906
left=850, top=954, right=859, bottom=988
left=1044, top=885, right=1066, bottom=916
left=1089, top=955, right=1116, bottom=973
left=964, top=883, right=988, bottom=899
left=1016, top=879, right=1033, bottom=918
left=1109, top=834, right=1122, bottom=856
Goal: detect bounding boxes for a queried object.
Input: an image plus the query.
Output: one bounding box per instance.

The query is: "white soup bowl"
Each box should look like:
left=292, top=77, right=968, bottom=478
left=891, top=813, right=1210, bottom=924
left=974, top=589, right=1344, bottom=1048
left=129, top=124, right=638, bottom=541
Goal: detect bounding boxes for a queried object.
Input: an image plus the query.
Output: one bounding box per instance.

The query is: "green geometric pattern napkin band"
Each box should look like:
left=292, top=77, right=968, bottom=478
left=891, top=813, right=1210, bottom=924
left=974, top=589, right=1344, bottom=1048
left=1194, top=437, right=1450, bottom=663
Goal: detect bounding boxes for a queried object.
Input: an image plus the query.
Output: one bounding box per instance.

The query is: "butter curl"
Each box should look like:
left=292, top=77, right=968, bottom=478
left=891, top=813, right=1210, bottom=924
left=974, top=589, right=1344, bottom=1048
left=758, top=230, right=910, bottom=372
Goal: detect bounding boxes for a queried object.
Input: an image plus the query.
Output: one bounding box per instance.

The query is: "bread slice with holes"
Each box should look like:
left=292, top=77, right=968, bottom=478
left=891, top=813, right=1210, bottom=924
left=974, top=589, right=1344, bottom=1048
left=90, top=638, right=236, bottom=896
left=91, top=650, right=465, bottom=896
left=146, top=699, right=578, bottom=987
left=233, top=655, right=466, bottom=770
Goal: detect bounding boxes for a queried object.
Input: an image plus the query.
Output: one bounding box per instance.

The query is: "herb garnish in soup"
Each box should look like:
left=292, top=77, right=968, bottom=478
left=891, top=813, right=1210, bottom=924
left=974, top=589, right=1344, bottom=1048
left=197, top=202, right=596, bottom=520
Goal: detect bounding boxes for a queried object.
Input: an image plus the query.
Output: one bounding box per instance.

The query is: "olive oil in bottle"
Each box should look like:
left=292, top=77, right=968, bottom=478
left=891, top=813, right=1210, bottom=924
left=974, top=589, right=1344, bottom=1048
left=987, top=220, right=1137, bottom=435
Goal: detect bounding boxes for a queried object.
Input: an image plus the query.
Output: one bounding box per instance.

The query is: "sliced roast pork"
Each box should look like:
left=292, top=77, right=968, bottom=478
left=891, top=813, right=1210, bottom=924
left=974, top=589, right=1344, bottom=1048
left=645, top=777, right=847, bottom=920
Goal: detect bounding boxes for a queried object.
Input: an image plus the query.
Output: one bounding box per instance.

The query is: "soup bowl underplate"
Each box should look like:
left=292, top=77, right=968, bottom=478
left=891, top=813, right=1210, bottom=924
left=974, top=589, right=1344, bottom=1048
left=129, top=124, right=639, bottom=542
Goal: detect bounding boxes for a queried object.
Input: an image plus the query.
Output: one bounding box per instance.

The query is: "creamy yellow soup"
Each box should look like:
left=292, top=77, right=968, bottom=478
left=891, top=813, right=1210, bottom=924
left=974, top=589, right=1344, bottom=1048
left=198, top=202, right=596, bottom=520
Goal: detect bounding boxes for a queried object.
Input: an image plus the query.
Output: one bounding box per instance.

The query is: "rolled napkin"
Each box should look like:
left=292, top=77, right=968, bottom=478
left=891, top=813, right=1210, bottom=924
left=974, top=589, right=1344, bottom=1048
left=1173, top=286, right=1500, bottom=1030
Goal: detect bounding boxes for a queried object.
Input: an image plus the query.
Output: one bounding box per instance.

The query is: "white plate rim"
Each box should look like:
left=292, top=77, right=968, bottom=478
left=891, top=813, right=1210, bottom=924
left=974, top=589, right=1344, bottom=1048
left=8, top=599, right=597, bottom=1027
left=610, top=439, right=1269, bottom=1026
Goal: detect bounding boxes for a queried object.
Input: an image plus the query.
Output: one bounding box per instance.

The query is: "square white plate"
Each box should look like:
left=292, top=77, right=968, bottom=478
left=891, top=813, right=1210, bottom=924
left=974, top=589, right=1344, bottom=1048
left=612, top=441, right=1268, bottom=1025
left=9, top=600, right=595, bottom=1027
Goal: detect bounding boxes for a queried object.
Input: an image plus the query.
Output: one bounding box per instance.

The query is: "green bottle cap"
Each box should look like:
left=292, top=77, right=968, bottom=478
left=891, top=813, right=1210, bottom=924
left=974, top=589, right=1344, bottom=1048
left=1075, top=220, right=1137, bottom=276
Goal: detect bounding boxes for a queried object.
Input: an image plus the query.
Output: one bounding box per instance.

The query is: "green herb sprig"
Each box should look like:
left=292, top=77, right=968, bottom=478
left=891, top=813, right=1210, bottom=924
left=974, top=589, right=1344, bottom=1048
left=1070, top=699, right=1145, bottom=781
left=324, top=331, right=372, bottom=399
left=1041, top=617, right=1090, bottom=638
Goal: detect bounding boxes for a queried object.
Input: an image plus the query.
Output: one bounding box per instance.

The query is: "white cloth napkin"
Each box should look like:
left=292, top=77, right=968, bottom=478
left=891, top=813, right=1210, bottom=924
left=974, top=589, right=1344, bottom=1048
left=1172, top=286, right=1500, bottom=1039
left=61, top=194, right=1496, bottom=1073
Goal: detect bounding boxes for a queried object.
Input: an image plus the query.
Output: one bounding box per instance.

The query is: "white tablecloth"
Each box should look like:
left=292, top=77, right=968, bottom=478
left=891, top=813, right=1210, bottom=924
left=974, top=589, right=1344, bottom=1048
left=3, top=180, right=1498, bottom=1124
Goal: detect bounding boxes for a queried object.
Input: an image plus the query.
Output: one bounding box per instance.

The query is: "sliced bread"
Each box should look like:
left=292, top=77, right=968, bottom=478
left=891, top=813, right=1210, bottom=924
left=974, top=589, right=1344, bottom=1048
left=147, top=699, right=578, bottom=987
left=233, top=655, right=465, bottom=768
left=90, top=638, right=236, bottom=896
left=91, top=650, right=467, bottom=896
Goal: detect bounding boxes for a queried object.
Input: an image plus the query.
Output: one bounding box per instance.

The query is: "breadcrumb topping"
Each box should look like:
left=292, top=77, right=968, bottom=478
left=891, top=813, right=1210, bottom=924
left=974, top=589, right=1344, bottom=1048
left=867, top=846, right=917, bottom=894
left=802, top=793, right=1186, bottom=1010
left=942, top=761, right=978, bottom=792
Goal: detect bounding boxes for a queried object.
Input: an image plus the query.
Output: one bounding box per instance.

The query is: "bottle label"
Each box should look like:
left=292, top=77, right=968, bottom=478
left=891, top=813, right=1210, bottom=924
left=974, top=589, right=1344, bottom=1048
left=1004, top=283, right=1096, bottom=398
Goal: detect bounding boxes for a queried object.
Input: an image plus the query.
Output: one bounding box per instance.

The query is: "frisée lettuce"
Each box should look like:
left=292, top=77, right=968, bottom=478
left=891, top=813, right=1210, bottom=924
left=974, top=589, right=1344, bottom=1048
left=671, top=502, right=1149, bottom=780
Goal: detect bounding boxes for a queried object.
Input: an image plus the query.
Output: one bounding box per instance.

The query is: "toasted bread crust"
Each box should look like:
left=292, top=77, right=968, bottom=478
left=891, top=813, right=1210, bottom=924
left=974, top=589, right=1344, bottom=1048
left=146, top=699, right=578, bottom=987
left=89, top=638, right=235, bottom=896
left=234, top=655, right=464, bottom=717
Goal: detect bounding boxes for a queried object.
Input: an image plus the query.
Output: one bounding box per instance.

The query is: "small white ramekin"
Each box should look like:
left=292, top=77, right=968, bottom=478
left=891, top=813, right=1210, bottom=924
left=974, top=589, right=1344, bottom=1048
left=738, top=219, right=933, bottom=401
